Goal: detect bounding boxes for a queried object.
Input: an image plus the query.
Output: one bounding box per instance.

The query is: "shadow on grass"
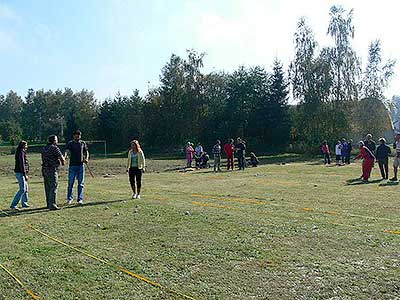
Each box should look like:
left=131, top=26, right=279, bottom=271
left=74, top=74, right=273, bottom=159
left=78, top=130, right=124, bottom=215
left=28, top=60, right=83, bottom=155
left=379, top=181, right=399, bottom=187
left=346, top=178, right=383, bottom=185
left=346, top=177, right=363, bottom=183
left=259, top=153, right=313, bottom=165
left=0, top=198, right=129, bottom=218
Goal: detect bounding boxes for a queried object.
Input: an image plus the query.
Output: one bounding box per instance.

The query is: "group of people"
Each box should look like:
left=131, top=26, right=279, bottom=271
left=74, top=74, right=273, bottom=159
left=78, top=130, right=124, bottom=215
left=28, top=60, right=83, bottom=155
left=321, top=133, right=400, bottom=182
left=321, top=138, right=354, bottom=166
left=10, top=130, right=146, bottom=210
left=10, top=130, right=90, bottom=210
left=186, top=138, right=259, bottom=172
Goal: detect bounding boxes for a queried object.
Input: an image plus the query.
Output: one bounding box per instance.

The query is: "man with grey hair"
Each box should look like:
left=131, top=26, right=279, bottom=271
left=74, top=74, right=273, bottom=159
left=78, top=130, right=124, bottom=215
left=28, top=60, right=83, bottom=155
left=364, top=134, right=376, bottom=153
left=41, top=135, right=65, bottom=210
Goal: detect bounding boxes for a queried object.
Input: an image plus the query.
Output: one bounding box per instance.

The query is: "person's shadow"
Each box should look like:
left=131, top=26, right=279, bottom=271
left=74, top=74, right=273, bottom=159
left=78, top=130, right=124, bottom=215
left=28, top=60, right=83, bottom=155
left=379, top=181, right=399, bottom=187
left=346, top=178, right=362, bottom=183
left=0, top=198, right=129, bottom=218
left=346, top=178, right=383, bottom=185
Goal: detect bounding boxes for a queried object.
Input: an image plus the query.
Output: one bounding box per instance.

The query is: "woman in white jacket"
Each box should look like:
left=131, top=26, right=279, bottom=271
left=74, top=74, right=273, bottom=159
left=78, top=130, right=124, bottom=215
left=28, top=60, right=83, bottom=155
left=126, top=140, right=146, bottom=199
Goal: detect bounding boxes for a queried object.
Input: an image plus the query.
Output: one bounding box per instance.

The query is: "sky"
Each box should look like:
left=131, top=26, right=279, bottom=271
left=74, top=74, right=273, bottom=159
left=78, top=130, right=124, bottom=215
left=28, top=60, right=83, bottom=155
left=0, top=0, right=399, bottom=101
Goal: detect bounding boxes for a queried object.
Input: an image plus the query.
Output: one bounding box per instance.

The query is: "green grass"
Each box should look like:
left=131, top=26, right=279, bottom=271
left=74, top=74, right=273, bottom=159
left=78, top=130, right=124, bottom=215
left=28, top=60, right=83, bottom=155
left=0, top=154, right=399, bottom=299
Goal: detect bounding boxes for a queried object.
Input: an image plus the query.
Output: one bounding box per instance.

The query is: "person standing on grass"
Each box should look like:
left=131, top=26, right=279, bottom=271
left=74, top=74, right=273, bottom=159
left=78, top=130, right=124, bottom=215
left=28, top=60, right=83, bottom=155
left=321, top=141, right=331, bottom=165
left=65, top=130, right=89, bottom=205
left=41, top=135, right=65, bottom=210
left=127, top=140, right=146, bottom=199
left=364, top=134, right=376, bottom=153
left=335, top=140, right=342, bottom=166
left=376, top=138, right=391, bottom=180
left=212, top=140, right=222, bottom=172
left=354, top=141, right=375, bottom=182
left=341, top=138, right=348, bottom=164
left=10, top=141, right=30, bottom=210
left=235, top=138, right=246, bottom=170
left=390, top=133, right=400, bottom=181
left=224, top=139, right=235, bottom=170
left=360, top=134, right=376, bottom=178
left=186, top=142, right=194, bottom=168
left=346, top=139, right=353, bottom=164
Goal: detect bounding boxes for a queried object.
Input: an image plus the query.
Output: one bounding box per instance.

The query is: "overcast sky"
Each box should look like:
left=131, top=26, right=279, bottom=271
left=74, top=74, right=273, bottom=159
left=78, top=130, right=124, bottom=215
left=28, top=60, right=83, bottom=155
left=0, top=0, right=398, bottom=100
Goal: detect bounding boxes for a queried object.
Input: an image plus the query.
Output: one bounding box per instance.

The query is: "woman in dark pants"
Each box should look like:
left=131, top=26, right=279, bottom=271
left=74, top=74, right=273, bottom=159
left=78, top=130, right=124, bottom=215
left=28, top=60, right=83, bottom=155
left=10, top=141, right=30, bottom=210
left=126, top=140, right=146, bottom=199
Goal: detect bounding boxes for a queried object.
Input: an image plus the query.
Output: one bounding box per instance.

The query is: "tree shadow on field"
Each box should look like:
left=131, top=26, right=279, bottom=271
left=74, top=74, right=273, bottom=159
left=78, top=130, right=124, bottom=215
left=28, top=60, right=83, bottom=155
left=345, top=178, right=383, bottom=185
left=0, top=198, right=129, bottom=218
left=379, top=181, right=399, bottom=187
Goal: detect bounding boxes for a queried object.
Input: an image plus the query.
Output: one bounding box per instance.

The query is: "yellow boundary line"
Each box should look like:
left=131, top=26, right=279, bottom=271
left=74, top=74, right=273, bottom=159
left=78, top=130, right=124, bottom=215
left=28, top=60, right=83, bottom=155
left=300, top=209, right=399, bottom=235
left=0, top=262, right=40, bottom=299
left=384, top=230, right=400, bottom=235
left=187, top=192, right=398, bottom=223
left=28, top=225, right=196, bottom=300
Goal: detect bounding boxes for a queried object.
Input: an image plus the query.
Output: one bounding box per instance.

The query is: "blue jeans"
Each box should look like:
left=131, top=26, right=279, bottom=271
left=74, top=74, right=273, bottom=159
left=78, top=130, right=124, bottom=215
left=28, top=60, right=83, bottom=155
left=237, top=156, right=245, bottom=170
left=67, top=165, right=85, bottom=201
left=10, top=173, right=29, bottom=208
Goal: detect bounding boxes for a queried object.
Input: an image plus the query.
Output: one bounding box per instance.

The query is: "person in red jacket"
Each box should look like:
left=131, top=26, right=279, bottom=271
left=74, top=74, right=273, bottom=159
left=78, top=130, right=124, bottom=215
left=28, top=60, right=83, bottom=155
left=354, top=141, right=376, bottom=182
left=321, top=141, right=331, bottom=165
left=224, top=139, right=235, bottom=170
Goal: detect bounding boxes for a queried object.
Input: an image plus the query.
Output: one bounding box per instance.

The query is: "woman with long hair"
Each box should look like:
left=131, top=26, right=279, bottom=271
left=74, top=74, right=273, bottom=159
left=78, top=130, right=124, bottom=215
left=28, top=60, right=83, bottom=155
left=126, top=140, right=146, bottom=199
left=10, top=141, right=30, bottom=210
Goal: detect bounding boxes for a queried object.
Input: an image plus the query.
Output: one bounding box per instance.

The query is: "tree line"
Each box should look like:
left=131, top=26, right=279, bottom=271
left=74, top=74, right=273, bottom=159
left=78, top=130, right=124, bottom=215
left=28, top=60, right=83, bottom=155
left=0, top=6, right=396, bottom=153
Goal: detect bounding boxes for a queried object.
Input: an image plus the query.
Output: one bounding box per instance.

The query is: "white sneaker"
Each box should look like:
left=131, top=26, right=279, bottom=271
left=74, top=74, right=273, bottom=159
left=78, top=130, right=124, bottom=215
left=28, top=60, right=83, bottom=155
left=132, top=194, right=137, bottom=199
left=67, top=200, right=73, bottom=205
left=136, top=195, right=141, bottom=199
left=78, top=200, right=83, bottom=205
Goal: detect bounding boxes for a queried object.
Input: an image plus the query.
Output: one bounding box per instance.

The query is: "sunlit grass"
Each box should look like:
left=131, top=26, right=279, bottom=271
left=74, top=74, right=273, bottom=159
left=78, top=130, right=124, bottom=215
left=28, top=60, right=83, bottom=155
left=0, top=154, right=399, bottom=299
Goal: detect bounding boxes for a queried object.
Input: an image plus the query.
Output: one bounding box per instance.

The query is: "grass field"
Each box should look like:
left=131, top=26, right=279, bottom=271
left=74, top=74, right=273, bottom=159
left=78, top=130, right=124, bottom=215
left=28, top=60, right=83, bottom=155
left=0, top=153, right=399, bottom=300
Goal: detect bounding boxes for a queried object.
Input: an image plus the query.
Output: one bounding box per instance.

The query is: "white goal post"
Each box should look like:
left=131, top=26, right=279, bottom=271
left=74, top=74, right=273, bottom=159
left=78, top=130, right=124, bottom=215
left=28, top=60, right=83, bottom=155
left=85, top=140, right=107, bottom=158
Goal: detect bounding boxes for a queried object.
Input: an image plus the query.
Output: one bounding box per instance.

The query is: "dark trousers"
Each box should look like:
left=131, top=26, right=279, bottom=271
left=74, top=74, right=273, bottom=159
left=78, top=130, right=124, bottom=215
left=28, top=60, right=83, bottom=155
left=214, top=155, right=221, bottom=171
left=226, top=155, right=234, bottom=170
left=323, top=153, right=331, bottom=164
left=42, top=168, right=59, bottom=209
left=345, top=154, right=351, bottom=164
left=237, top=156, right=245, bottom=170
left=129, top=167, right=142, bottom=194
left=378, top=158, right=389, bottom=179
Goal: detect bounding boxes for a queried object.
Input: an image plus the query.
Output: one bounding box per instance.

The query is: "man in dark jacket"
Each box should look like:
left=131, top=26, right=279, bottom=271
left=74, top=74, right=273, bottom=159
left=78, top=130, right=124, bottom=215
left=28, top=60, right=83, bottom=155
left=364, top=134, right=376, bottom=153
left=376, top=138, right=391, bottom=180
left=345, top=139, right=353, bottom=164
left=41, top=135, right=65, bottom=210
